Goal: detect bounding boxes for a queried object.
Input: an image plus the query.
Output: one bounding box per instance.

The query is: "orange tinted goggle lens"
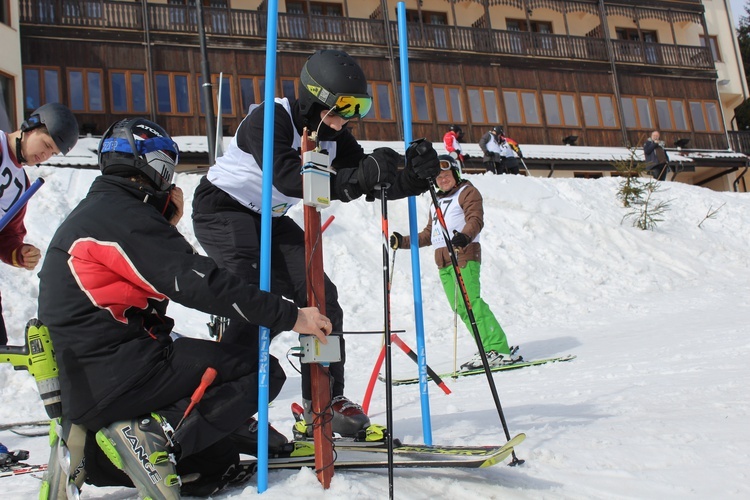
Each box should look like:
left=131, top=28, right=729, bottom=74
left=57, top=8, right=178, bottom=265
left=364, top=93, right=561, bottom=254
left=333, top=95, right=373, bottom=119
left=439, top=160, right=453, bottom=171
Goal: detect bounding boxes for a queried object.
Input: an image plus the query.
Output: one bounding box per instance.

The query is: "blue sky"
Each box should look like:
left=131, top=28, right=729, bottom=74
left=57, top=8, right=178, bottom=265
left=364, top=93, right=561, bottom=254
left=731, top=0, right=747, bottom=27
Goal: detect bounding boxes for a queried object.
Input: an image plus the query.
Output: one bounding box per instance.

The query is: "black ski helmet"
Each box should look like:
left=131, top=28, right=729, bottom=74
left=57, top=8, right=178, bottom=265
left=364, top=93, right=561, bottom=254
left=492, top=125, right=504, bottom=136
left=21, top=103, right=79, bottom=155
left=298, top=49, right=372, bottom=121
left=449, top=124, right=463, bottom=134
left=437, top=154, right=462, bottom=186
left=98, top=118, right=179, bottom=191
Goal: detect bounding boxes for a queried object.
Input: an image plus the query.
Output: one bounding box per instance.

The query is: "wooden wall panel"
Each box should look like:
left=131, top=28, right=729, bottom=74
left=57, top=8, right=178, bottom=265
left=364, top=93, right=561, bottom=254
left=498, top=68, right=536, bottom=89
left=104, top=45, right=148, bottom=71
left=462, top=64, right=497, bottom=87
left=537, top=70, right=577, bottom=92
left=575, top=72, right=612, bottom=94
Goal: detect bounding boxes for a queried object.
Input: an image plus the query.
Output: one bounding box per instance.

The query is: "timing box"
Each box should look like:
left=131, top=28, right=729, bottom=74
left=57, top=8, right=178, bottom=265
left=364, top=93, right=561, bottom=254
left=299, top=335, right=341, bottom=364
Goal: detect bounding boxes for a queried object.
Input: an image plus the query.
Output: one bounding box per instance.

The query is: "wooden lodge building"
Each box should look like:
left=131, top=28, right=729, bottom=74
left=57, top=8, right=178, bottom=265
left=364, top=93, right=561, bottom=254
left=6, top=0, right=750, bottom=190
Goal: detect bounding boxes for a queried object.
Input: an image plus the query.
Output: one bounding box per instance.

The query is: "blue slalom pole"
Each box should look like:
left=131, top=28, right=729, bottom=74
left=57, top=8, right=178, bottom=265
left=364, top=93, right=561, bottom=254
left=257, top=0, right=279, bottom=493
left=397, top=2, right=432, bottom=445
left=0, top=177, right=44, bottom=233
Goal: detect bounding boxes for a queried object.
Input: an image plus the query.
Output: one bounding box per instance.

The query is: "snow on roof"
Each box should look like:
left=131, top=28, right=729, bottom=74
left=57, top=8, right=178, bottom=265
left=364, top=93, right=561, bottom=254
left=40, top=135, right=746, bottom=168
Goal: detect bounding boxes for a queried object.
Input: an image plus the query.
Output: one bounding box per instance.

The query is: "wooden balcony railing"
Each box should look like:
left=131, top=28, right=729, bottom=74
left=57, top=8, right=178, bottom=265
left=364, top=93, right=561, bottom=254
left=18, top=0, right=713, bottom=70
left=728, top=131, right=750, bottom=156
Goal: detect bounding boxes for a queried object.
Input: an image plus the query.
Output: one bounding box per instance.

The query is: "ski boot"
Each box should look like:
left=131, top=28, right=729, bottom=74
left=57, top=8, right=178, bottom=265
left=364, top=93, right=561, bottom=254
left=96, top=413, right=180, bottom=500
left=229, top=417, right=289, bottom=455
left=39, top=418, right=88, bottom=500
left=293, top=397, right=374, bottom=440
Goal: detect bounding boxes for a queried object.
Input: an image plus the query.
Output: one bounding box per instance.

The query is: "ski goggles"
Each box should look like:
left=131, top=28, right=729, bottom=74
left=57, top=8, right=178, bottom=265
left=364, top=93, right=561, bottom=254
left=301, top=66, right=372, bottom=119
left=440, top=160, right=454, bottom=170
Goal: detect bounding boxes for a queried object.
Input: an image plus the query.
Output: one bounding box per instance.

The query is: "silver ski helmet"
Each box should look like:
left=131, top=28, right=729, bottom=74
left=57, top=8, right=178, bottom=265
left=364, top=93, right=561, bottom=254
left=98, top=118, right=179, bottom=191
left=21, top=103, right=79, bottom=155
left=298, top=50, right=372, bottom=121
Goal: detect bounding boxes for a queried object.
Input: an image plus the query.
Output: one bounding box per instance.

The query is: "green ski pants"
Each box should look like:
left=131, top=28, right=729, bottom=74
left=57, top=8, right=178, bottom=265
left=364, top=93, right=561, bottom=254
left=438, top=260, right=510, bottom=355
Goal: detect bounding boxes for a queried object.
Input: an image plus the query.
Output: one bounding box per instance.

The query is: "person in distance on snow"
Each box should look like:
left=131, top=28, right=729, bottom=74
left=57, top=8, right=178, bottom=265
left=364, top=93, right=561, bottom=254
left=37, top=117, right=332, bottom=498
left=192, top=49, right=440, bottom=440
left=0, top=103, right=78, bottom=346
left=479, top=125, right=523, bottom=175
left=643, top=130, right=670, bottom=181
left=443, top=124, right=466, bottom=164
left=389, top=155, right=520, bottom=371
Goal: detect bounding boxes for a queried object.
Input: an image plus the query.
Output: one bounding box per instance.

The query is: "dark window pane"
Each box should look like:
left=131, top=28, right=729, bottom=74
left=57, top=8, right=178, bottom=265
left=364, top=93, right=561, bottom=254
left=281, top=79, right=296, bottom=102
left=376, top=84, right=392, bottom=120
left=156, top=74, right=172, bottom=113
left=111, top=73, right=128, bottom=112
left=561, top=94, right=578, bottom=126
left=88, top=72, right=102, bottom=111
left=504, top=91, right=522, bottom=123
left=621, top=98, right=636, bottom=128
left=69, top=71, right=84, bottom=111
left=655, top=100, right=671, bottom=130
left=468, top=89, right=483, bottom=122
left=24, top=69, right=40, bottom=109
left=672, top=101, right=687, bottom=130
left=449, top=88, right=463, bottom=122
left=599, top=96, right=615, bottom=127
left=690, top=102, right=706, bottom=131
left=706, top=102, right=721, bottom=131
left=543, top=93, right=561, bottom=126
left=522, top=92, right=539, bottom=124
left=413, top=85, right=429, bottom=121
left=240, top=78, right=256, bottom=113
left=636, top=98, right=651, bottom=128
left=44, top=70, right=59, bottom=104
left=484, top=90, right=498, bottom=123
left=131, top=73, right=147, bottom=113
left=582, top=95, right=600, bottom=127
left=175, top=75, right=190, bottom=113
left=433, top=87, right=448, bottom=122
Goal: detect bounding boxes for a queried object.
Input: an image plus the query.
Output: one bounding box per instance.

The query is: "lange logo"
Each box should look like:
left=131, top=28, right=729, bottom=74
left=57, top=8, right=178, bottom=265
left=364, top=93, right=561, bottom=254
left=120, top=425, right=162, bottom=484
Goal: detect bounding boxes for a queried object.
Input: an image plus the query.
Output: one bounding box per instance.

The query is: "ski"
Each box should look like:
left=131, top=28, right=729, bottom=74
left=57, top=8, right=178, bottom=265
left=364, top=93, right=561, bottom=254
left=259, top=432, right=524, bottom=470
left=0, top=420, right=49, bottom=432
left=381, top=354, right=577, bottom=386
left=0, top=462, right=47, bottom=478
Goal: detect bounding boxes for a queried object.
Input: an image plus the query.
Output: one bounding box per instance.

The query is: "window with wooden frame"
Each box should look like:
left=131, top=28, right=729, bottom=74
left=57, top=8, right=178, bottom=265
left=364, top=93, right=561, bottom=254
left=110, top=70, right=148, bottom=114
left=580, top=94, right=617, bottom=128
left=198, top=74, right=235, bottom=116
left=467, top=87, right=500, bottom=124
left=620, top=96, right=653, bottom=129
left=688, top=100, right=722, bottom=132
left=699, top=35, right=721, bottom=62
left=0, top=70, right=15, bottom=131
left=654, top=98, right=688, bottom=131
left=23, top=66, right=61, bottom=110
left=405, top=9, right=448, bottom=25
left=239, top=76, right=264, bottom=114
left=280, top=78, right=298, bottom=102
left=1, top=0, right=10, bottom=27
left=67, top=69, right=104, bottom=113
left=364, top=82, right=394, bottom=121
left=433, top=85, right=465, bottom=123
left=542, top=92, right=579, bottom=127
left=411, top=84, right=430, bottom=122
left=155, top=72, right=192, bottom=115
left=503, top=90, right=541, bottom=125
left=506, top=19, right=552, bottom=33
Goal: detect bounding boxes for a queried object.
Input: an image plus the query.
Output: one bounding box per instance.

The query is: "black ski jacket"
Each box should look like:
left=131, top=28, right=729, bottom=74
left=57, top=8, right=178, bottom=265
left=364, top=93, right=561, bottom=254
left=38, top=175, right=298, bottom=423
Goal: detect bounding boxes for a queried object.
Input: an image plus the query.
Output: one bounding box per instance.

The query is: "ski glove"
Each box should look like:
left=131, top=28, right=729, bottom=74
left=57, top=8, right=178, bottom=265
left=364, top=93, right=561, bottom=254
left=390, top=232, right=404, bottom=250
left=450, top=232, right=471, bottom=248
left=406, top=139, right=440, bottom=180
left=357, top=147, right=401, bottom=194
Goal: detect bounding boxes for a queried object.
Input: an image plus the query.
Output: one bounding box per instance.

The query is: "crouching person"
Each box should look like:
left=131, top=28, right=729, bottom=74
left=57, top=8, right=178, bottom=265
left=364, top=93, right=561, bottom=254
left=37, top=118, right=332, bottom=499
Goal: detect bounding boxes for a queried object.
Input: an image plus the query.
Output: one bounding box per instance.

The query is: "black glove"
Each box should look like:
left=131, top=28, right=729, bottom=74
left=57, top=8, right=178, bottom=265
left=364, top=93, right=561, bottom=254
left=450, top=232, right=471, bottom=248
left=357, top=148, right=400, bottom=194
left=390, top=232, right=403, bottom=250
left=406, top=138, right=440, bottom=180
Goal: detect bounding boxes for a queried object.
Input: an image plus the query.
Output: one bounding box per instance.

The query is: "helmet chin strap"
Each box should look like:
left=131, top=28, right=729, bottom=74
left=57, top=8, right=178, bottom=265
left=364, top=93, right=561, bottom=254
left=315, top=107, right=337, bottom=145
left=15, top=132, right=28, bottom=164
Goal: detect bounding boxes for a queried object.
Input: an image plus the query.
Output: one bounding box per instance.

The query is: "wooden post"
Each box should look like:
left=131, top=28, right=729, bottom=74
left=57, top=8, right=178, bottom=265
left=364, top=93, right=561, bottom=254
left=301, top=127, right=334, bottom=489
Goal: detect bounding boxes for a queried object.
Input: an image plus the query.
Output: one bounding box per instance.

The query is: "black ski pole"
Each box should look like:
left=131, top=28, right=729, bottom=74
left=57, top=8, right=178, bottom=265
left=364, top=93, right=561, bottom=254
left=427, top=183, right=524, bottom=466
left=375, top=183, right=396, bottom=498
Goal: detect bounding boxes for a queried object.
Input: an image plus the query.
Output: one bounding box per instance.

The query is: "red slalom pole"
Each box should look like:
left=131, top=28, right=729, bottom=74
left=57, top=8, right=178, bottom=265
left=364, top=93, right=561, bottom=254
left=362, top=343, right=386, bottom=415
left=321, top=215, right=335, bottom=233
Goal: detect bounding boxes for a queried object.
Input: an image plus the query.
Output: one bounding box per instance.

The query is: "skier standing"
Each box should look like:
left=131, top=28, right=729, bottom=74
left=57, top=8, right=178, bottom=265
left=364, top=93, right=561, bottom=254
left=443, top=124, right=465, bottom=165
left=390, top=155, right=519, bottom=370
left=37, top=117, right=332, bottom=498
left=479, top=125, right=523, bottom=175
left=0, top=103, right=78, bottom=346
left=191, top=49, right=440, bottom=439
